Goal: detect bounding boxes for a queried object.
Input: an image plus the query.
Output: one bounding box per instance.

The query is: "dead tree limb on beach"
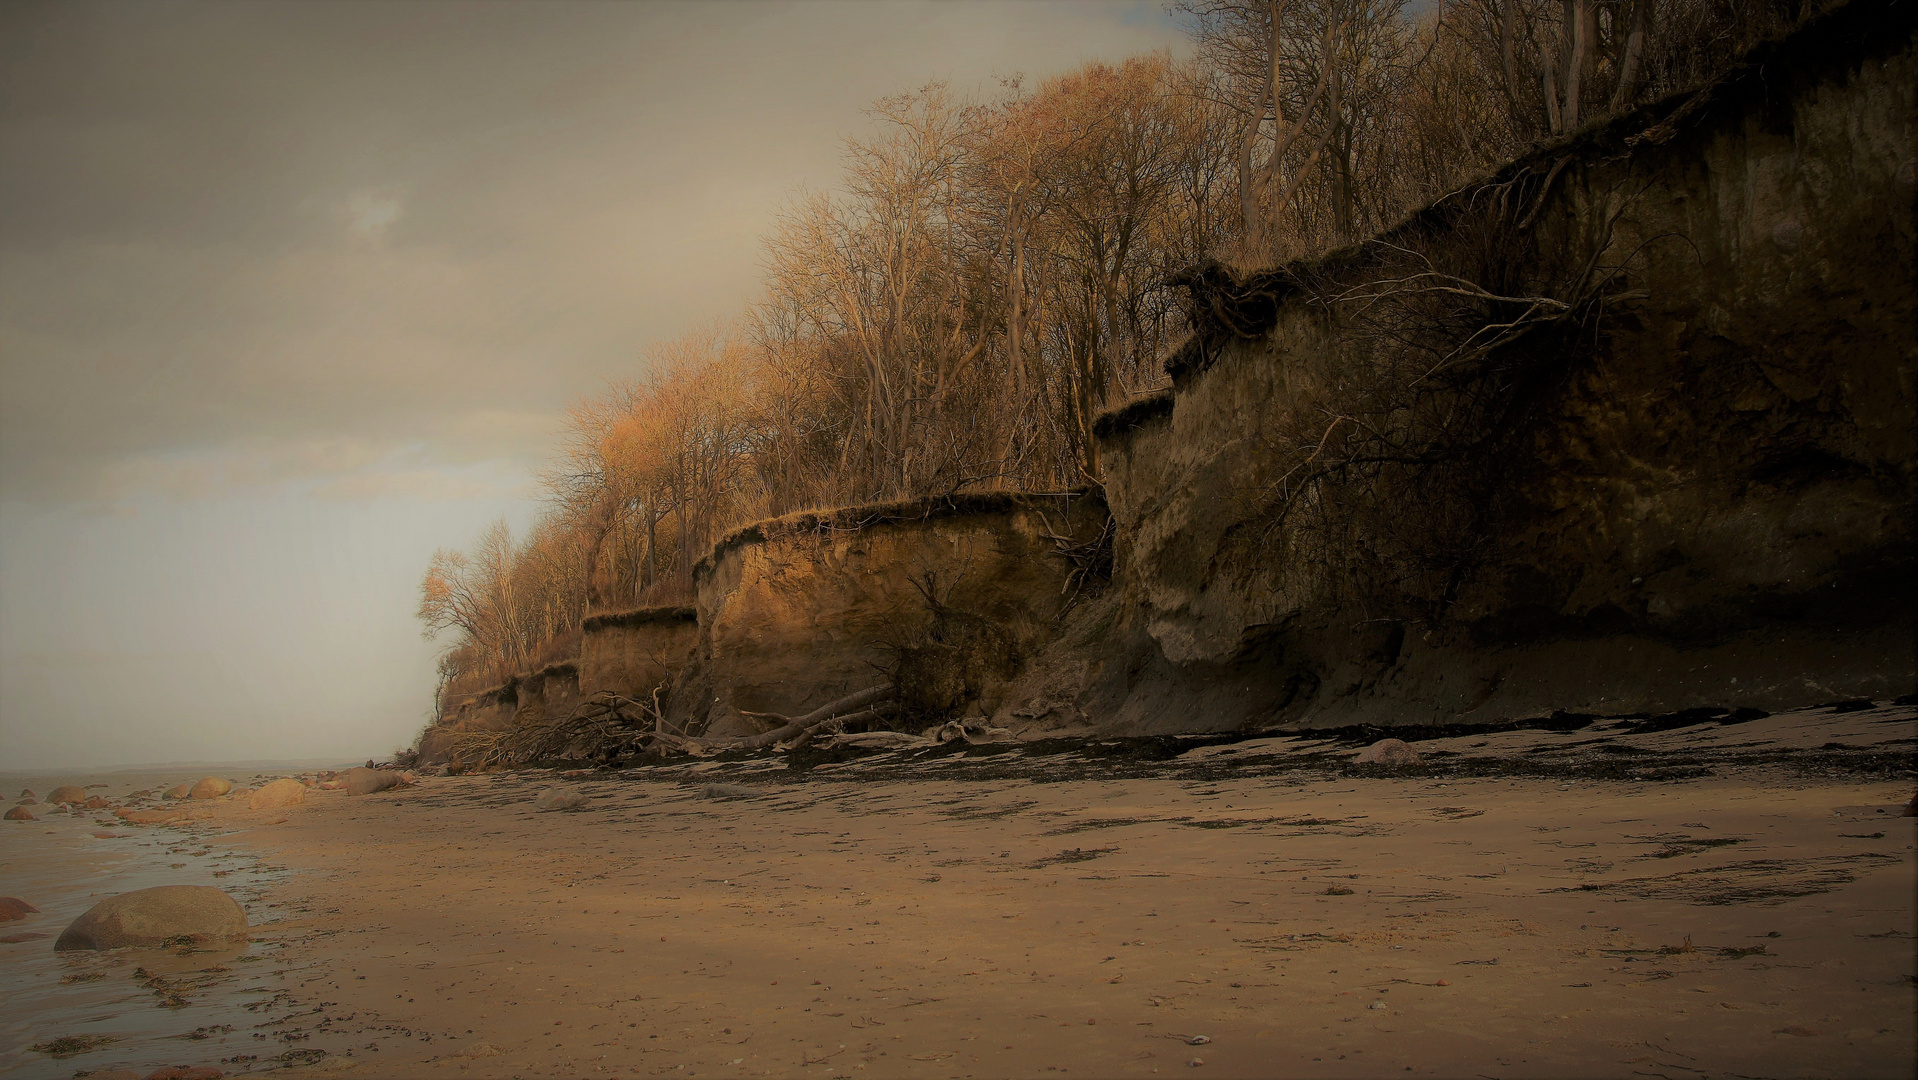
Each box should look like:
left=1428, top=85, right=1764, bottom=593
left=717, top=685, right=898, bottom=751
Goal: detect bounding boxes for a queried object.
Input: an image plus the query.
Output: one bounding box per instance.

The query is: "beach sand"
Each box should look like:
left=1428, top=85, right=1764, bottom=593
left=12, top=706, right=1914, bottom=1079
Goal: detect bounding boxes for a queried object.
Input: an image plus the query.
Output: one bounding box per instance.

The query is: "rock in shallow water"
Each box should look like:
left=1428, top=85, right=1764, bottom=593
left=249, top=778, right=307, bottom=810
left=0, top=896, right=39, bottom=921
left=47, top=785, right=87, bottom=805
left=4, top=805, right=34, bottom=821
left=54, top=885, right=247, bottom=951
left=1353, top=738, right=1421, bottom=766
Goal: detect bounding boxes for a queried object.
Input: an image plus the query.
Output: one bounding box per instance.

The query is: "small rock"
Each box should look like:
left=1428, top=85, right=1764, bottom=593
left=4, top=805, right=34, bottom=821
left=84, top=795, right=111, bottom=809
left=1777, top=1026, right=1822, bottom=1037
left=188, top=778, right=232, bottom=800
left=1368, top=1000, right=1387, bottom=1010
left=342, top=768, right=401, bottom=796
left=47, top=785, right=88, bottom=805
left=1184, top=1034, right=1211, bottom=1045
left=17, top=789, right=32, bottom=799
left=162, top=783, right=192, bottom=800
left=698, top=783, right=759, bottom=800
left=0, top=896, right=40, bottom=921
left=54, top=885, right=248, bottom=951
left=1353, top=738, right=1421, bottom=766
left=77, top=1071, right=142, bottom=1080
left=145, top=1068, right=224, bottom=1079
left=534, top=787, right=589, bottom=812
left=1187, top=1058, right=1204, bottom=1068
left=249, top=778, right=307, bottom=810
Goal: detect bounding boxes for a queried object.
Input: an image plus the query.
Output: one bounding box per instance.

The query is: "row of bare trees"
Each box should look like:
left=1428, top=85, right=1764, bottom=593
left=419, top=0, right=1804, bottom=701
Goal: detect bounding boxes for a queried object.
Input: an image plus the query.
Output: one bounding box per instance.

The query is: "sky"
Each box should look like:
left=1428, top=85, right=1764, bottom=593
left=0, top=0, right=1189, bottom=771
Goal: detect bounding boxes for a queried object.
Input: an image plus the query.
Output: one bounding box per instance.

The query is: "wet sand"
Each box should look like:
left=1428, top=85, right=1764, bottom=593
left=10, top=708, right=1914, bottom=1079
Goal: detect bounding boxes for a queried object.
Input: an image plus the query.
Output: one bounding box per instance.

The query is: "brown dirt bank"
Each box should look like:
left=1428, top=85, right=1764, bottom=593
left=200, top=704, right=1915, bottom=1078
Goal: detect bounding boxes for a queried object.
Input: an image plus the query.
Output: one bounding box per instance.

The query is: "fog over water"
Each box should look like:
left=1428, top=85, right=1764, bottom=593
left=0, top=1, right=1186, bottom=769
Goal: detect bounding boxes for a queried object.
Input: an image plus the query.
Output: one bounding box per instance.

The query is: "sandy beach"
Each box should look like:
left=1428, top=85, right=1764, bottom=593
left=22, top=702, right=1889, bottom=1080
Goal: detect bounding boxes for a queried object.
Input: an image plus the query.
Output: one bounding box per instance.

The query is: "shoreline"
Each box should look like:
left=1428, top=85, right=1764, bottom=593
left=8, top=703, right=1912, bottom=1078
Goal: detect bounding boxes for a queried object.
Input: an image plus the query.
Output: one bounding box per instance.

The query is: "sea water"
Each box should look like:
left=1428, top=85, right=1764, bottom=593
left=0, top=765, right=347, bottom=1078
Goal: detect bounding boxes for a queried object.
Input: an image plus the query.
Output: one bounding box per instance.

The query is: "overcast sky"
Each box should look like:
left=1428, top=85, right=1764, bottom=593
left=0, top=0, right=1188, bottom=771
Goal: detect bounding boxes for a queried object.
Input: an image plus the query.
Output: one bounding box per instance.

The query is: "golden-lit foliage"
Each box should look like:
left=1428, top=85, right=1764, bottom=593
left=419, top=0, right=1800, bottom=696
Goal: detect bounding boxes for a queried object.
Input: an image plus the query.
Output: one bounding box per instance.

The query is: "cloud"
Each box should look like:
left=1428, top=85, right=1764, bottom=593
left=343, top=188, right=404, bottom=242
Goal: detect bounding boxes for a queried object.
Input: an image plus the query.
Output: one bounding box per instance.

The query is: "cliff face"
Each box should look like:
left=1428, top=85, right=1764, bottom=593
left=579, top=607, right=698, bottom=705
left=417, top=5, right=1913, bottom=760
left=1084, top=3, right=1916, bottom=732
left=670, top=493, right=1110, bottom=738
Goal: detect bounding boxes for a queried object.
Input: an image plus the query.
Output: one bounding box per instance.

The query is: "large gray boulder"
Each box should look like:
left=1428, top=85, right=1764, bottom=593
left=54, top=885, right=247, bottom=951
left=343, top=767, right=400, bottom=796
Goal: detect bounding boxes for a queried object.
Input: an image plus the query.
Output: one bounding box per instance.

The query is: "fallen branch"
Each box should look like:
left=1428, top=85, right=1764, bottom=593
left=717, top=685, right=896, bottom=751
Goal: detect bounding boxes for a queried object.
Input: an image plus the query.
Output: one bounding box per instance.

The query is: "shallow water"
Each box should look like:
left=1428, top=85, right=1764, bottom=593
left=0, top=767, right=340, bottom=1077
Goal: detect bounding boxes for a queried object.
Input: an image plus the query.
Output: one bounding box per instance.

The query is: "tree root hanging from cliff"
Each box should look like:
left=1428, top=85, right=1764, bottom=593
left=448, top=685, right=672, bottom=770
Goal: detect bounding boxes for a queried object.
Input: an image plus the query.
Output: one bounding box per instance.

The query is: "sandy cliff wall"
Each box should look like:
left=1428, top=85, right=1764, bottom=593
left=579, top=607, right=698, bottom=703
left=670, top=493, right=1110, bottom=738
left=416, top=682, right=519, bottom=764
left=1077, top=2, right=1915, bottom=734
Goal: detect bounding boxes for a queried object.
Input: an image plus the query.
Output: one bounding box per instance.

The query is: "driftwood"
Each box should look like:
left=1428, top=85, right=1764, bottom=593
left=718, top=685, right=897, bottom=750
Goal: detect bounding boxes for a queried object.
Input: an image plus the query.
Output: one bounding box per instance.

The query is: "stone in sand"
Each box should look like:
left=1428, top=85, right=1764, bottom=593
left=1354, top=738, right=1421, bottom=766
left=4, top=805, right=34, bottom=821
left=249, top=778, right=306, bottom=810
left=162, top=783, right=192, bottom=800
left=0, top=897, right=39, bottom=921
left=47, top=785, right=87, bottom=805
left=84, top=795, right=110, bottom=809
left=54, top=885, right=247, bottom=951
left=534, top=787, right=589, bottom=811
left=188, top=778, right=232, bottom=800
left=342, top=767, right=401, bottom=796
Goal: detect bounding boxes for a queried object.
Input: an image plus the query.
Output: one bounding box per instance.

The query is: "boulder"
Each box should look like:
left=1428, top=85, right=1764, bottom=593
left=54, top=885, right=247, bottom=951
left=1353, top=738, right=1422, bottom=766
left=534, top=787, right=589, bottom=812
left=342, top=768, right=401, bottom=796
left=4, top=805, right=34, bottom=821
left=188, top=778, right=232, bottom=800
left=84, top=795, right=110, bottom=809
left=248, top=778, right=306, bottom=810
left=0, top=896, right=39, bottom=921
left=162, top=783, right=192, bottom=800
left=47, top=785, right=87, bottom=805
